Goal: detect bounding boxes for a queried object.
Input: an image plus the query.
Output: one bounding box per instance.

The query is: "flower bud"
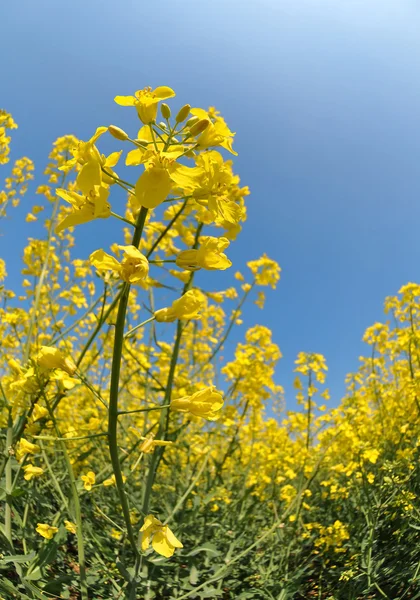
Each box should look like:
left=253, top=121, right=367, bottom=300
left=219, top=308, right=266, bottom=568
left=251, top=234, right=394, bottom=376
left=135, top=138, right=150, bottom=148
left=161, top=103, right=171, bottom=119
left=108, top=125, right=129, bottom=141
left=185, top=116, right=199, bottom=128
left=176, top=104, right=191, bottom=123
left=189, top=119, right=210, bottom=136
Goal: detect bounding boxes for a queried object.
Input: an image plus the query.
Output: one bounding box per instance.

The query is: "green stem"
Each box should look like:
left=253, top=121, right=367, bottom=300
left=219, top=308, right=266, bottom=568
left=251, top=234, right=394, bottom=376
left=5, top=411, right=13, bottom=547
left=146, top=199, right=188, bottom=259
left=111, top=211, right=135, bottom=227
left=118, top=404, right=170, bottom=416
left=124, top=316, right=155, bottom=340
left=141, top=225, right=202, bottom=519
left=108, top=206, right=148, bottom=559
left=76, top=288, right=123, bottom=368
left=43, top=396, right=88, bottom=600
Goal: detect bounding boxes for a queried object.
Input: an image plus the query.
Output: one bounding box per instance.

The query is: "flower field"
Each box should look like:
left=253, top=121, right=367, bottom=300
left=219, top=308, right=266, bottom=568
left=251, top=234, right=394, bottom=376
left=0, top=90, right=419, bottom=599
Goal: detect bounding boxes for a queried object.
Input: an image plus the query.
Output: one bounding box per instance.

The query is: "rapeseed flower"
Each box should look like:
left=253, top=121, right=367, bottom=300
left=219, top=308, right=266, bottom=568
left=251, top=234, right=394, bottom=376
left=140, top=514, right=183, bottom=558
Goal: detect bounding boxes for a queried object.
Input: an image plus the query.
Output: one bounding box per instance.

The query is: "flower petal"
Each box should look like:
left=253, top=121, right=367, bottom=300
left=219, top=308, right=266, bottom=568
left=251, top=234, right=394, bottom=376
left=153, top=86, right=176, bottom=100
left=114, top=95, right=136, bottom=106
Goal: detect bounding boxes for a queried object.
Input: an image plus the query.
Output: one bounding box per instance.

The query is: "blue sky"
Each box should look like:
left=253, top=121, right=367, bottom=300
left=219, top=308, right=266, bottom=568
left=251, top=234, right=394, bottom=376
left=3, top=0, right=420, bottom=410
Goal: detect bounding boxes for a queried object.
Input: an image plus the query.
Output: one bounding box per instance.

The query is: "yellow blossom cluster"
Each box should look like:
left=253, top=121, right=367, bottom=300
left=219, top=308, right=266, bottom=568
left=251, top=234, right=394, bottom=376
left=0, top=94, right=418, bottom=600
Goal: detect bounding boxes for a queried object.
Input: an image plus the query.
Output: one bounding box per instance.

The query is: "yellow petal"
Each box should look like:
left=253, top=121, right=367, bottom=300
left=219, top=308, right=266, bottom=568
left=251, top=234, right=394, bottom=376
left=152, top=531, right=175, bottom=558
left=105, top=151, right=123, bottom=168
left=88, top=126, right=107, bottom=145
left=164, top=526, right=183, bottom=549
left=140, top=514, right=161, bottom=531
left=56, top=205, right=97, bottom=234
left=153, top=86, right=176, bottom=100
left=89, top=249, right=120, bottom=273
left=141, top=532, right=152, bottom=551
left=169, top=164, right=203, bottom=191
left=56, top=188, right=84, bottom=209
left=114, top=95, right=136, bottom=106
left=77, top=161, right=102, bottom=196
left=135, top=166, right=172, bottom=209
left=126, top=149, right=144, bottom=166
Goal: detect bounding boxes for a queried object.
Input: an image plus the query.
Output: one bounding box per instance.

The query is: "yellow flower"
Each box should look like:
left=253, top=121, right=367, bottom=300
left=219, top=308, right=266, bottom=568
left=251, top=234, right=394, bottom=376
left=36, top=523, right=58, bottom=540
left=16, top=438, right=40, bottom=462
left=115, top=86, right=176, bottom=124
left=59, top=127, right=107, bottom=173
left=176, top=236, right=232, bottom=271
left=55, top=186, right=111, bottom=233
left=140, top=514, right=183, bottom=558
left=58, top=127, right=121, bottom=192
left=135, top=157, right=173, bottom=209
left=81, top=471, right=96, bottom=491
left=103, top=473, right=127, bottom=487
left=22, top=465, right=44, bottom=481
left=139, top=434, right=174, bottom=454
left=64, top=520, right=77, bottom=534
left=133, top=151, right=200, bottom=211
left=90, top=245, right=149, bottom=284
left=32, top=404, right=49, bottom=422
left=154, top=289, right=204, bottom=323
left=190, top=107, right=237, bottom=155
left=36, top=346, right=76, bottom=376
left=247, top=254, right=281, bottom=289
left=362, top=449, right=380, bottom=464
left=171, top=386, right=224, bottom=420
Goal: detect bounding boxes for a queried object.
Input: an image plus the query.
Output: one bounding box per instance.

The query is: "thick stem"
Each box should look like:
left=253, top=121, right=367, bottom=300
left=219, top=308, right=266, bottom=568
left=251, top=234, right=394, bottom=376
left=107, top=207, right=148, bottom=560
left=5, top=411, right=13, bottom=547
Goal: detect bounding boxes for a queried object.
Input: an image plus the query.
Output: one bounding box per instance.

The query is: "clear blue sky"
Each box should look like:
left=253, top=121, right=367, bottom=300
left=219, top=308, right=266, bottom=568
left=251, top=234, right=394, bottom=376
left=3, top=0, right=420, bottom=410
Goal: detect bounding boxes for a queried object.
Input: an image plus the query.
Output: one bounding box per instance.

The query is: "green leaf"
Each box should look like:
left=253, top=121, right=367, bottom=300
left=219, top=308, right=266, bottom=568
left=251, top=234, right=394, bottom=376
left=186, top=542, right=221, bottom=557
left=25, top=566, right=43, bottom=581
left=189, top=565, right=199, bottom=585
left=1, top=551, right=36, bottom=564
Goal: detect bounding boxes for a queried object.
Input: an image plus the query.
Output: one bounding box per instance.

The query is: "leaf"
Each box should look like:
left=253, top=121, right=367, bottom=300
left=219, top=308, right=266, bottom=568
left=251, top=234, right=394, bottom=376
left=116, top=560, right=132, bottom=582
left=189, top=565, right=199, bottom=585
left=1, top=551, right=36, bottom=564
left=25, top=567, right=43, bottom=581
left=186, top=542, right=221, bottom=557
left=36, top=539, right=58, bottom=569
left=23, top=580, right=52, bottom=600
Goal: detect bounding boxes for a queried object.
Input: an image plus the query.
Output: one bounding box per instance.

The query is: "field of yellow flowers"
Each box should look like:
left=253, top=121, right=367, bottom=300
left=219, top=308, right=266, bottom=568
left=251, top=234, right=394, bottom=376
left=0, top=89, right=419, bottom=600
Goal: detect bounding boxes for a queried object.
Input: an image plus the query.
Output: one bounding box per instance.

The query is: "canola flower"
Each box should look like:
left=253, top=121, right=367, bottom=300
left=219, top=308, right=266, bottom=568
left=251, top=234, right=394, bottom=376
left=140, top=514, right=183, bottom=558
left=81, top=471, right=96, bottom=491
left=90, top=245, right=149, bottom=283
left=36, top=523, right=58, bottom=540
left=176, top=236, right=232, bottom=271
left=154, top=289, right=205, bottom=322
left=0, top=89, right=418, bottom=600
left=171, top=386, right=224, bottom=420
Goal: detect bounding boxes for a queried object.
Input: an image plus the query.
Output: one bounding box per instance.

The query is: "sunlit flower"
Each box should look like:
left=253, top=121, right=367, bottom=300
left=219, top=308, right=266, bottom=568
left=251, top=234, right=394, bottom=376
left=171, top=386, right=224, bottom=420
left=140, top=514, right=183, bottom=557
left=90, top=245, right=149, bottom=284
left=115, top=86, right=176, bottom=124
left=36, top=523, right=58, bottom=540
left=81, top=471, right=96, bottom=491
left=154, top=289, right=204, bottom=322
